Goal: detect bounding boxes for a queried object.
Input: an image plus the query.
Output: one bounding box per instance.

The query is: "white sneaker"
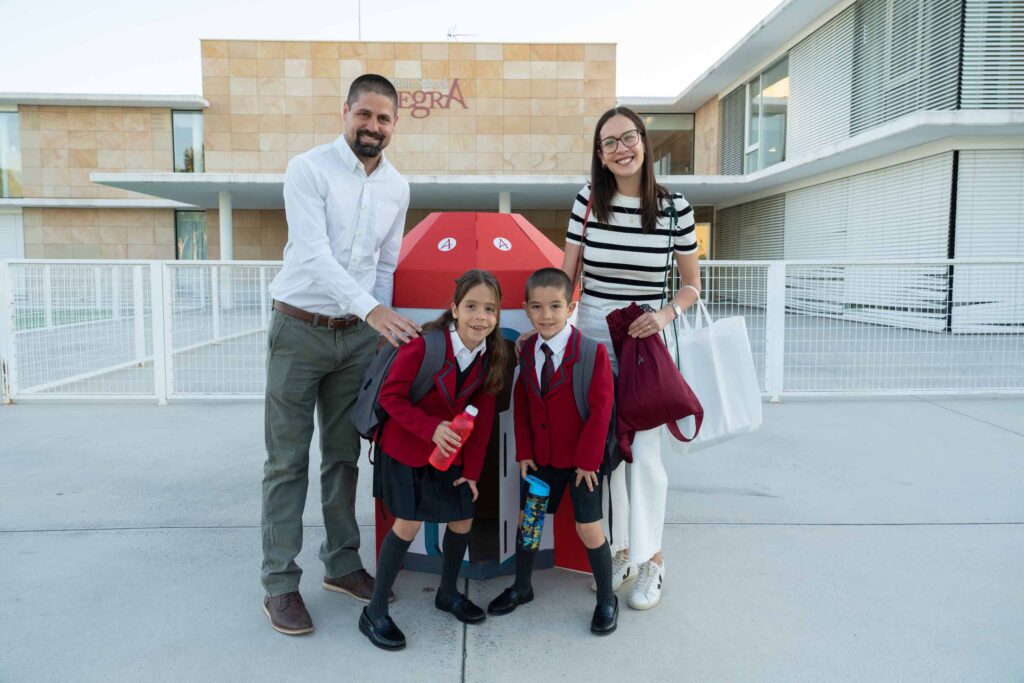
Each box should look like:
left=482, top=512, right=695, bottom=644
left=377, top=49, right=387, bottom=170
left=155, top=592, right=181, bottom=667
left=590, top=550, right=638, bottom=592
left=627, top=560, right=664, bottom=610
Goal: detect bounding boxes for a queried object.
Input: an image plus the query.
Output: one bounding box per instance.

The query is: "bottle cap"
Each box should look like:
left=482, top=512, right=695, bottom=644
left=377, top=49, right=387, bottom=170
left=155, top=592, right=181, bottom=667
left=464, top=405, right=479, bottom=417
left=523, top=474, right=550, bottom=496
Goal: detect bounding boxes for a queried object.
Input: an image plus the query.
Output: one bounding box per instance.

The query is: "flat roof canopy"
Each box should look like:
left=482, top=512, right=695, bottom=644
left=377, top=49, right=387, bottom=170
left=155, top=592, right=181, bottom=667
left=0, top=93, right=208, bottom=109
left=91, top=111, right=1024, bottom=210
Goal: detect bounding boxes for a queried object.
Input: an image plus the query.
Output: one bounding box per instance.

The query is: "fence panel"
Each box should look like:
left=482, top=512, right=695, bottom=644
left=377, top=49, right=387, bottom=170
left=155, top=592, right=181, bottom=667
left=783, top=261, right=1024, bottom=394
left=3, top=259, right=1022, bottom=401
left=165, top=262, right=281, bottom=397
left=4, top=260, right=156, bottom=398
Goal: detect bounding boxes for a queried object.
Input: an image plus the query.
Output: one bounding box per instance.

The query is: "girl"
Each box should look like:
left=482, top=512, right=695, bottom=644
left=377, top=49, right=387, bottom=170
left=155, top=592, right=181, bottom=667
left=360, top=269, right=509, bottom=651
left=565, top=107, right=701, bottom=610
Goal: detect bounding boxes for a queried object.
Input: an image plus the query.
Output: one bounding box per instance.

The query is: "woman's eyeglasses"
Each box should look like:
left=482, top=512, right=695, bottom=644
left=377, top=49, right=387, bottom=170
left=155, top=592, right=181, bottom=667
left=598, top=129, right=642, bottom=154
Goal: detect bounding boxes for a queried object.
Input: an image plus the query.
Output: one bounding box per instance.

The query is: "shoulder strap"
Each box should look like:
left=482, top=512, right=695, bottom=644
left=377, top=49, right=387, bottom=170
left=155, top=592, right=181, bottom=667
left=572, top=187, right=593, bottom=291
left=662, top=194, right=680, bottom=306
left=572, top=333, right=598, bottom=421
left=410, top=328, right=446, bottom=404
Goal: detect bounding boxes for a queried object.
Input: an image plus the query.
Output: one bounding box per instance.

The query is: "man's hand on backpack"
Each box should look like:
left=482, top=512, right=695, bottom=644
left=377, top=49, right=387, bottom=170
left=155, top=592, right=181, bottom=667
left=519, top=459, right=537, bottom=480
left=366, top=305, right=421, bottom=348
left=575, top=468, right=599, bottom=492
left=453, top=477, right=478, bottom=501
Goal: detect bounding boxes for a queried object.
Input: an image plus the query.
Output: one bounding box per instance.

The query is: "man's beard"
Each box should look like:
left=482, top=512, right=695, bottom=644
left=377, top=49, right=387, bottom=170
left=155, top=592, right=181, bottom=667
left=350, top=129, right=384, bottom=157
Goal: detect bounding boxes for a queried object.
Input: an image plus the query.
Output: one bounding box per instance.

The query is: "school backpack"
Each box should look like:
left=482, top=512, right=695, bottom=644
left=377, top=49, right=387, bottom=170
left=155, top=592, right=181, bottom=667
left=349, top=327, right=447, bottom=441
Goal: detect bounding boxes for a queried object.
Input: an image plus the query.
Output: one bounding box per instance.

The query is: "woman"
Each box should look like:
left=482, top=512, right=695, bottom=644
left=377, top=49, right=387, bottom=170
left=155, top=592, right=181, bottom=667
left=564, top=106, right=701, bottom=610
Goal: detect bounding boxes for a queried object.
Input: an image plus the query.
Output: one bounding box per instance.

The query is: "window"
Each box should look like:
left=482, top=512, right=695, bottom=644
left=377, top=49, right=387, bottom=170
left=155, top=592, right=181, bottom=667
left=0, top=111, right=22, bottom=198
left=850, top=0, right=960, bottom=132
left=640, top=113, right=695, bottom=175
left=175, top=211, right=207, bottom=259
left=172, top=111, right=204, bottom=173
left=743, top=57, right=789, bottom=173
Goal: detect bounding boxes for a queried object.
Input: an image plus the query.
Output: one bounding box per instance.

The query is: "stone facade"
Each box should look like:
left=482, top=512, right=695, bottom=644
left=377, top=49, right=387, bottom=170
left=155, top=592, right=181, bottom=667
left=18, top=106, right=173, bottom=199
left=22, top=208, right=176, bottom=259
left=694, top=97, right=719, bottom=176
left=200, top=40, right=616, bottom=175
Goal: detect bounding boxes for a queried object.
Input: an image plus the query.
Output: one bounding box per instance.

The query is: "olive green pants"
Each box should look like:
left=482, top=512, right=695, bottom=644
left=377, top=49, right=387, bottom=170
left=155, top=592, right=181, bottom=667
left=261, top=310, right=377, bottom=597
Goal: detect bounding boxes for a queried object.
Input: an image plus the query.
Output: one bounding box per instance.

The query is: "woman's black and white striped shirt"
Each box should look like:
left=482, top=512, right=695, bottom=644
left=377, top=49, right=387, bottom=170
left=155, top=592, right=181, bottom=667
left=566, top=185, right=697, bottom=302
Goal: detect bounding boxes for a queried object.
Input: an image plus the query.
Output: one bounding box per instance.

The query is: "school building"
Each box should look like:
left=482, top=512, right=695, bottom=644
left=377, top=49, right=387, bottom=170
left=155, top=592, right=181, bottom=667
left=0, top=0, right=1021, bottom=269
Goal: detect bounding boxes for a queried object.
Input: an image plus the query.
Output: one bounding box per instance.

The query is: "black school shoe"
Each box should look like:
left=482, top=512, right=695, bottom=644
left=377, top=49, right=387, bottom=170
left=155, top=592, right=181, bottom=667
left=590, top=596, right=618, bottom=635
left=435, top=592, right=486, bottom=624
left=487, top=586, right=535, bottom=615
left=359, top=607, right=406, bottom=650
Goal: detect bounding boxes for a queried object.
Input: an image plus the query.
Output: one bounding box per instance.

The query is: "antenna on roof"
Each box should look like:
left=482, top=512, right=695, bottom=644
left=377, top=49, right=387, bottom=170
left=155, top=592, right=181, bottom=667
left=447, top=25, right=477, bottom=41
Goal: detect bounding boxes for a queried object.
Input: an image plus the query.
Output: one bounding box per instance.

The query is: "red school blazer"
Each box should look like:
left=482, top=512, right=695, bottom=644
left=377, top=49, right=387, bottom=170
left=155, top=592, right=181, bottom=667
left=513, top=326, right=614, bottom=472
left=378, top=332, right=497, bottom=482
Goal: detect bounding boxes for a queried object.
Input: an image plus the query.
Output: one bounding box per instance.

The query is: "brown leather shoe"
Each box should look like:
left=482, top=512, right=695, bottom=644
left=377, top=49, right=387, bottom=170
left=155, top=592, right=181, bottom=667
left=262, top=592, right=314, bottom=635
left=323, top=568, right=395, bottom=603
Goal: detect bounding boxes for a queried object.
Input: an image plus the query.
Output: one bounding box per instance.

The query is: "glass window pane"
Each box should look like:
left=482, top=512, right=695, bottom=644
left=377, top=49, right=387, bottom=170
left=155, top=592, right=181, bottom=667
left=746, top=76, right=761, bottom=148
left=641, top=113, right=695, bottom=175
left=0, top=112, right=23, bottom=198
left=744, top=149, right=759, bottom=173
left=175, top=211, right=207, bottom=259
left=172, top=112, right=204, bottom=173
left=760, top=57, right=789, bottom=169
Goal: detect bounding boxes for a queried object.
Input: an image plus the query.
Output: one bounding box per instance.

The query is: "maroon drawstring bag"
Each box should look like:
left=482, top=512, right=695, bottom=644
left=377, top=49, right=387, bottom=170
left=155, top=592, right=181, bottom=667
left=606, top=303, right=703, bottom=457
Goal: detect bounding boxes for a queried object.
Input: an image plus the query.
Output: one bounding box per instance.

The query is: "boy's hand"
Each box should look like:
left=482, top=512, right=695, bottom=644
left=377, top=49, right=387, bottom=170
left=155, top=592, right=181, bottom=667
left=519, top=459, right=538, bottom=479
left=575, top=468, right=599, bottom=492
left=514, top=329, right=538, bottom=357
left=453, top=477, right=478, bottom=501
left=432, top=421, right=462, bottom=457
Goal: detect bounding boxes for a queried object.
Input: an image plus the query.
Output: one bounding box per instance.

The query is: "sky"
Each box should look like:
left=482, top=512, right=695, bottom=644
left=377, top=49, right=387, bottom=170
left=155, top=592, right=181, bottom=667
left=0, top=0, right=781, bottom=98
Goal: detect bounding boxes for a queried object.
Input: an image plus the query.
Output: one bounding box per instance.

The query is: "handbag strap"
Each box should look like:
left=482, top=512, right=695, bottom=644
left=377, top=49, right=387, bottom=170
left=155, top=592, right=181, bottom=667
left=572, top=190, right=594, bottom=294
left=661, top=194, right=679, bottom=307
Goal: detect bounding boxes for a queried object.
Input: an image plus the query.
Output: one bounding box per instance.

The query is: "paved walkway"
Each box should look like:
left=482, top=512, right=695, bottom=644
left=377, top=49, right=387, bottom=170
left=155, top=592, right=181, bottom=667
left=1, top=398, right=1022, bottom=682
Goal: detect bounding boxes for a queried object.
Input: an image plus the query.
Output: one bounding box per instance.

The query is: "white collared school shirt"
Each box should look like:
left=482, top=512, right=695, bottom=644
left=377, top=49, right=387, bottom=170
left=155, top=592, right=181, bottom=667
left=449, top=324, right=487, bottom=372
left=268, top=135, right=410, bottom=319
left=533, top=323, right=572, bottom=385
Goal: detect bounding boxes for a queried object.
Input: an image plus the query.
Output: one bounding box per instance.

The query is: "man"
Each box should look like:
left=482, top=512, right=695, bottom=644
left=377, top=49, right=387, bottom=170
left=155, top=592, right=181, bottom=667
left=261, top=74, right=421, bottom=636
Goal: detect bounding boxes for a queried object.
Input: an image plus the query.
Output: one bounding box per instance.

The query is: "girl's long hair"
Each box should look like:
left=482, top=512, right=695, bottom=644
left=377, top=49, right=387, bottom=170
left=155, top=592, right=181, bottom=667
left=421, top=269, right=508, bottom=394
left=589, top=106, right=672, bottom=234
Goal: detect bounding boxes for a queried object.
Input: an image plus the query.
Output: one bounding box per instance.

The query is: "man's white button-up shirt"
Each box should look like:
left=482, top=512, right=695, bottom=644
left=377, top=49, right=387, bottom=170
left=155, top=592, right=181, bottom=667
left=268, top=135, right=410, bottom=319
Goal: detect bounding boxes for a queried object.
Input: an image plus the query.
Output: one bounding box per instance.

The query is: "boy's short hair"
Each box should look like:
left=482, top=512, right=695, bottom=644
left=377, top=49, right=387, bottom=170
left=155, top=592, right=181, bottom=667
left=347, top=74, right=399, bottom=113
left=525, top=268, right=573, bottom=302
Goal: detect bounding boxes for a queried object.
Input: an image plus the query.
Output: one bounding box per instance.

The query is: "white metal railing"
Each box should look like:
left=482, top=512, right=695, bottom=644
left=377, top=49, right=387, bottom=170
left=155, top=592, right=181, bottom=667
left=2, top=259, right=1023, bottom=403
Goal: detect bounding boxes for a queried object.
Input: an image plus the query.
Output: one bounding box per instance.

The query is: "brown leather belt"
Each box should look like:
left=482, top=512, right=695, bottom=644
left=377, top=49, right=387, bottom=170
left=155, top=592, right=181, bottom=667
left=273, top=300, right=361, bottom=331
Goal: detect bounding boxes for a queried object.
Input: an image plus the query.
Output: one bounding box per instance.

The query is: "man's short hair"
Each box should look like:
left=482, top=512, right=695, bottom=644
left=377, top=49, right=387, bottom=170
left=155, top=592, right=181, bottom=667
left=346, top=74, right=399, bottom=113
left=525, top=268, right=573, bottom=302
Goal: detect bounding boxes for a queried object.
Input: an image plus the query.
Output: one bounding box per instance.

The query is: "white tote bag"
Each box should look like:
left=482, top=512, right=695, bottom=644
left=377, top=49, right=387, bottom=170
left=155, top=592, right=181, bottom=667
left=663, top=298, right=762, bottom=453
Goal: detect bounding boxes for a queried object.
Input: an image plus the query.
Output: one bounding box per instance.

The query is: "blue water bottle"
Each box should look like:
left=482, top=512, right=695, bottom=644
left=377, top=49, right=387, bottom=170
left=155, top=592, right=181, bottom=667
left=519, top=475, right=551, bottom=551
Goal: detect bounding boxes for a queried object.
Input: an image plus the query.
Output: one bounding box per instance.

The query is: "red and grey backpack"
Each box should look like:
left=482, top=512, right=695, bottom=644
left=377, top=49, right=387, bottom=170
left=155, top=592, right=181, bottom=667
left=349, top=327, right=447, bottom=442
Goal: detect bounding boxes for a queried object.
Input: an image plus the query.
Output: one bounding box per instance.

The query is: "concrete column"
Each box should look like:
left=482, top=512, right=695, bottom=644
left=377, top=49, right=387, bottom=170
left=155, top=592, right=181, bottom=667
left=218, top=191, right=233, bottom=261
left=498, top=191, right=511, bottom=214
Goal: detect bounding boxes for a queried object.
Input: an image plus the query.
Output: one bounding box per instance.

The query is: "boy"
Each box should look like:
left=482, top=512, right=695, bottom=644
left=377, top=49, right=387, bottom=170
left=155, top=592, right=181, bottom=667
left=486, top=268, right=617, bottom=634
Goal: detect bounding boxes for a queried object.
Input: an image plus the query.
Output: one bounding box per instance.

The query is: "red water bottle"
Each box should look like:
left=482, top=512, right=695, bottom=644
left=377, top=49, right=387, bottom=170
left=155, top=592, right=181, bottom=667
left=428, top=405, right=478, bottom=471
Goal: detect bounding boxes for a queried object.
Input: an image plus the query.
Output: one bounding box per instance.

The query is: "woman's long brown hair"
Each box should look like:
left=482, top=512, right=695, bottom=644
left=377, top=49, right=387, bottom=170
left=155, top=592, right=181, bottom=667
left=421, top=269, right=508, bottom=394
left=589, top=106, right=672, bottom=234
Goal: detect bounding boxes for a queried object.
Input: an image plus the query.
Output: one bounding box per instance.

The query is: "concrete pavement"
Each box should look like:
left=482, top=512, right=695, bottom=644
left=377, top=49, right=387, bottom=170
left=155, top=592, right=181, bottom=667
left=1, top=398, right=1022, bottom=682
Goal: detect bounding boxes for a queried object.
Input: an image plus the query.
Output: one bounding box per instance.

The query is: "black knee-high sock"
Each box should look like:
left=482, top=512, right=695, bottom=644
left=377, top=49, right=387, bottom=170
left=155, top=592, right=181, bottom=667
left=439, top=528, right=471, bottom=600
left=512, top=532, right=537, bottom=593
left=587, top=541, right=615, bottom=606
left=367, top=530, right=411, bottom=621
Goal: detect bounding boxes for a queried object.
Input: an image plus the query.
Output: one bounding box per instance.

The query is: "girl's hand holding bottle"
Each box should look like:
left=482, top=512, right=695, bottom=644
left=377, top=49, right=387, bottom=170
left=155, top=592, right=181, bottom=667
left=432, top=421, right=462, bottom=457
